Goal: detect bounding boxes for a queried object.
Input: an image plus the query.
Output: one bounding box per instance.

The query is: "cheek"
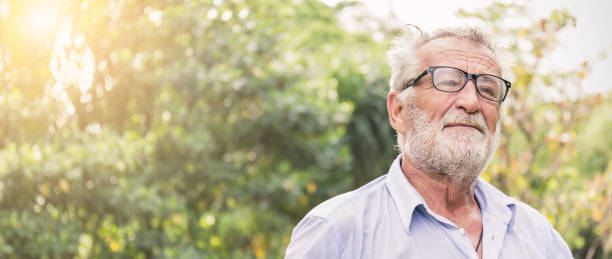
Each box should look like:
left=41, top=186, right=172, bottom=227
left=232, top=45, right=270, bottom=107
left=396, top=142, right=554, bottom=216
left=417, top=91, right=453, bottom=122
left=482, top=105, right=499, bottom=133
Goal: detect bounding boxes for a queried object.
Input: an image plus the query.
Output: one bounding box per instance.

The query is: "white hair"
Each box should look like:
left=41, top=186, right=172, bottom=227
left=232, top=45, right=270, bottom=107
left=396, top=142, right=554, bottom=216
left=387, top=26, right=514, bottom=93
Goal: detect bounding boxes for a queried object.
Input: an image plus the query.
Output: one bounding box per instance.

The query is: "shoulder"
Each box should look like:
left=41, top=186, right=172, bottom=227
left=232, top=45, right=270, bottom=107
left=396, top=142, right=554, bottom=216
left=478, top=179, right=557, bottom=232
left=477, top=179, right=549, bottom=224
left=511, top=199, right=555, bottom=234
left=304, top=174, right=389, bottom=224
left=285, top=215, right=342, bottom=259
left=285, top=175, right=391, bottom=258
left=477, top=180, right=572, bottom=258
left=512, top=201, right=573, bottom=258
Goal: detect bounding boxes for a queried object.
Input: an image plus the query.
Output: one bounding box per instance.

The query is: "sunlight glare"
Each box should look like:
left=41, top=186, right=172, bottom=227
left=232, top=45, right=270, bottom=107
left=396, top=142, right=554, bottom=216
left=26, top=5, right=58, bottom=36
left=0, top=1, right=10, bottom=19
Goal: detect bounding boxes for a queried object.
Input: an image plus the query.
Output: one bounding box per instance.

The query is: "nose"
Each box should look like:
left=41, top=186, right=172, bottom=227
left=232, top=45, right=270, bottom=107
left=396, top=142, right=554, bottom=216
left=454, top=79, right=480, bottom=113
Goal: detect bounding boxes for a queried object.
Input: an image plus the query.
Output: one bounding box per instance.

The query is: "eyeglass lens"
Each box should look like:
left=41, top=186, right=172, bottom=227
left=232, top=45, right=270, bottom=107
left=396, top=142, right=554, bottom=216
left=432, top=67, right=506, bottom=101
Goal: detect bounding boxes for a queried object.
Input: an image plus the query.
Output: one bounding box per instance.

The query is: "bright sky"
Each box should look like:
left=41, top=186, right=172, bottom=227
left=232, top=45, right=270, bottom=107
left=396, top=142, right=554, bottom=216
left=322, top=0, right=612, bottom=96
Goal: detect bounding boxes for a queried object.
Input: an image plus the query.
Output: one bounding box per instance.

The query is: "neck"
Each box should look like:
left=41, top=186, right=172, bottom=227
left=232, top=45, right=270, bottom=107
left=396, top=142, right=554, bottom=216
left=401, top=153, right=479, bottom=217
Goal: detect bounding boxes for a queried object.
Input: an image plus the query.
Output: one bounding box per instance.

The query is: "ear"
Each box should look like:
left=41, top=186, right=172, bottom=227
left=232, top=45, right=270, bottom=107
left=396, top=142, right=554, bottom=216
left=387, top=91, right=407, bottom=135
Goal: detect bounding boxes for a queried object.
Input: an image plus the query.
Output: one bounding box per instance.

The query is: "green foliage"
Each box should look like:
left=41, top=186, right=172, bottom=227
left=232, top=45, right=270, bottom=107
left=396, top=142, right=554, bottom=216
left=0, top=0, right=610, bottom=258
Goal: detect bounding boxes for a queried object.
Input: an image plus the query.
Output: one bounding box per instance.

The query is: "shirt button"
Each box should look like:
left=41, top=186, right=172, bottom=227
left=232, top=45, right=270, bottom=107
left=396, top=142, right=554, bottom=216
left=458, top=228, right=465, bottom=235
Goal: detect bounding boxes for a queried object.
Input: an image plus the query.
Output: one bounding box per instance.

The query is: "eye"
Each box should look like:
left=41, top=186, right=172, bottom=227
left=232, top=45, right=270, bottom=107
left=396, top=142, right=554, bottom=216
left=477, top=76, right=503, bottom=99
left=437, top=79, right=462, bottom=87
left=479, top=85, right=497, bottom=98
left=433, top=67, right=465, bottom=90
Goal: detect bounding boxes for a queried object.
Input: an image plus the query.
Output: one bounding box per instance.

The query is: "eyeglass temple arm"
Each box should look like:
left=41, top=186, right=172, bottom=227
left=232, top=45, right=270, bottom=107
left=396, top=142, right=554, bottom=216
left=401, top=69, right=429, bottom=91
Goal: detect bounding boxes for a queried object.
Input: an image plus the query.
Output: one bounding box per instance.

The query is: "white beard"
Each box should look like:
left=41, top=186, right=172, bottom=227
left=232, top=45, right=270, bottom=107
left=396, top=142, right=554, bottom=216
left=401, top=99, right=500, bottom=184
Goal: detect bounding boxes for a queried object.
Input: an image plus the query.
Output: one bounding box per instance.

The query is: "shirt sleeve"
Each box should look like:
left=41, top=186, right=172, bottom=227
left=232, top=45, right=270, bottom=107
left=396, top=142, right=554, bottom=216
left=284, top=216, right=342, bottom=259
left=546, top=220, right=574, bottom=259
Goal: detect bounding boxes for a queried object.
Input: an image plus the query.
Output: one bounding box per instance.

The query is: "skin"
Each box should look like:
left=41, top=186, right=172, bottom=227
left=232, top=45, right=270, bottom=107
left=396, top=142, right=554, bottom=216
left=387, top=37, right=503, bottom=258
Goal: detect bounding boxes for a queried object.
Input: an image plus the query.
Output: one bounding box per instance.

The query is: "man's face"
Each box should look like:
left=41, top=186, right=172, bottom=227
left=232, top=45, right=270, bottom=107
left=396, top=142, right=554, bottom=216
left=398, top=37, right=502, bottom=180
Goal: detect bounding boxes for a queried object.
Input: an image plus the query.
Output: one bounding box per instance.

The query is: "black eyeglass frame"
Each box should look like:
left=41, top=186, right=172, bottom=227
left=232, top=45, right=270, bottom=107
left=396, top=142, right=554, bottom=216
left=401, top=66, right=512, bottom=102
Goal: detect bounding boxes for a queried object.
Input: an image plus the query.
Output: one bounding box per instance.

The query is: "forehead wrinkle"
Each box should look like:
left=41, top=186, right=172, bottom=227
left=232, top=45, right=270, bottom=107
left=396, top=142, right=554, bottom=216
left=428, top=49, right=501, bottom=75
left=418, top=39, right=502, bottom=76
left=464, top=52, right=501, bottom=75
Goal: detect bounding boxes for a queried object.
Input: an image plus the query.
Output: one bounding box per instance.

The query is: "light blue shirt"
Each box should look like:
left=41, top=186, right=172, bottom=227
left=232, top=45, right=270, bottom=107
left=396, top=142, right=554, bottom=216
left=285, top=156, right=573, bottom=259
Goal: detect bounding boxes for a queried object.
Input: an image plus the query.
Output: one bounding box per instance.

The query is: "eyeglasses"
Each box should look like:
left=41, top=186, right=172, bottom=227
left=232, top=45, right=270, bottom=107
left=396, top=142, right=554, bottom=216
left=401, top=66, right=512, bottom=103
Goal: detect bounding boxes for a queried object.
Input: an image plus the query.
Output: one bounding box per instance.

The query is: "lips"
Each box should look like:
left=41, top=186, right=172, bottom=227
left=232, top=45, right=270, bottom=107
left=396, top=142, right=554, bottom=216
left=443, top=123, right=484, bottom=133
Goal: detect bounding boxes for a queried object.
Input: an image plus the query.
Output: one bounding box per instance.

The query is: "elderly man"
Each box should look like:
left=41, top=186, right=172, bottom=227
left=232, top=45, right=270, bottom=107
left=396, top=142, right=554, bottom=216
left=284, top=27, right=573, bottom=259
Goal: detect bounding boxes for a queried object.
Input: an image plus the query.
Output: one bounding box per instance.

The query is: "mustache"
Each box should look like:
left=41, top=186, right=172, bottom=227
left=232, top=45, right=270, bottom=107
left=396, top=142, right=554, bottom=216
left=440, top=110, right=488, bottom=133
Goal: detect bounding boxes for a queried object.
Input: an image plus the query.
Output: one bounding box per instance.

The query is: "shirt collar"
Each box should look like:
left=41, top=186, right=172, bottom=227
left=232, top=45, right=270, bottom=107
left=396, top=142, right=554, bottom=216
left=385, top=155, right=426, bottom=234
left=474, top=178, right=518, bottom=231
left=385, top=154, right=518, bottom=234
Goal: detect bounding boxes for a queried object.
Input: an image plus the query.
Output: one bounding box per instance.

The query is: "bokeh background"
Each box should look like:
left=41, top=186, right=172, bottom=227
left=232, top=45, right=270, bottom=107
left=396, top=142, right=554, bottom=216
left=1, top=0, right=611, bottom=258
